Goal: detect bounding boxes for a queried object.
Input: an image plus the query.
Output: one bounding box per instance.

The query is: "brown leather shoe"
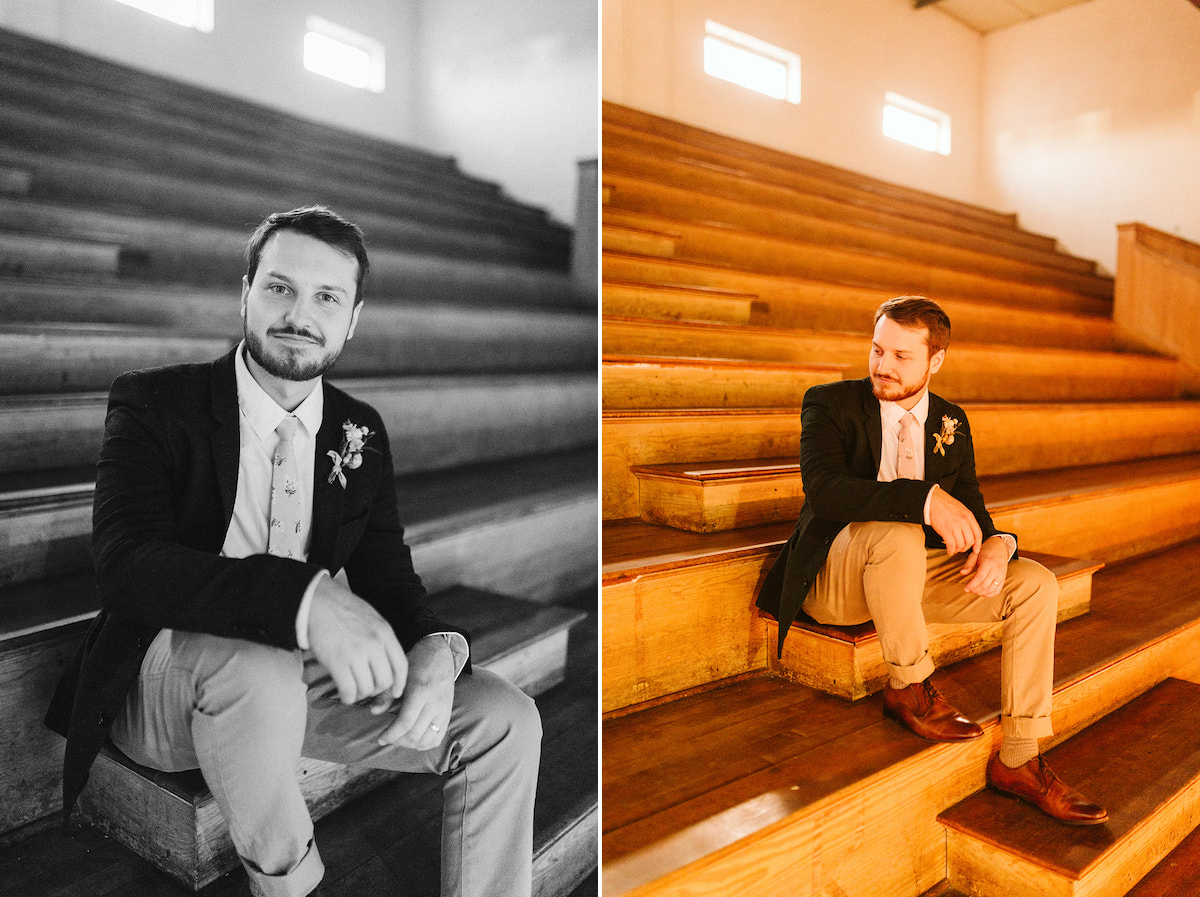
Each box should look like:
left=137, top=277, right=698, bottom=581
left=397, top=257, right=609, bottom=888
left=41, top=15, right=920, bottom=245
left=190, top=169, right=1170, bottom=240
left=882, top=678, right=983, bottom=742
left=987, top=752, right=1109, bottom=825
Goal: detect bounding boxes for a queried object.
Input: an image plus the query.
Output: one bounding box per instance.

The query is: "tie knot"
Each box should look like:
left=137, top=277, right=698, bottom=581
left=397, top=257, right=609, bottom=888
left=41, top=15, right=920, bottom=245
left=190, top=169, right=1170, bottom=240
left=275, top=416, right=299, bottom=443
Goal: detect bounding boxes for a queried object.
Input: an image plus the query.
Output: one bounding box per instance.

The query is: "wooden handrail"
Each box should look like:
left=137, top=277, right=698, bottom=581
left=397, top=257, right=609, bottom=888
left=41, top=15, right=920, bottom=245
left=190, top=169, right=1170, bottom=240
left=1114, top=223, right=1200, bottom=388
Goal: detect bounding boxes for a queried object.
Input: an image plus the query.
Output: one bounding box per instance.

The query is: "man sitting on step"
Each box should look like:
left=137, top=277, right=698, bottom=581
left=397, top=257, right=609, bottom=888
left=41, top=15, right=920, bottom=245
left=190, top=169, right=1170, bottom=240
left=757, top=295, right=1107, bottom=825
left=45, top=206, right=542, bottom=897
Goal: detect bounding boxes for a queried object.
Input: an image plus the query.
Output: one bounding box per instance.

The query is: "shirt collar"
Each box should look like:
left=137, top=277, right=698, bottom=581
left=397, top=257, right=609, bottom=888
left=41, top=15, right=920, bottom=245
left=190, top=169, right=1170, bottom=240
left=879, top=388, right=931, bottom=433
left=233, top=341, right=324, bottom=442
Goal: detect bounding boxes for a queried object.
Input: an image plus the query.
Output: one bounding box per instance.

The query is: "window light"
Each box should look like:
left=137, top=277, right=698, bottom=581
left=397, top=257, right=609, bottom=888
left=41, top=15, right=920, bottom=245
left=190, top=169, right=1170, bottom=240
left=884, top=92, right=951, bottom=155
left=111, top=0, right=213, bottom=32
left=703, top=21, right=800, bottom=104
left=304, top=17, right=386, bottom=93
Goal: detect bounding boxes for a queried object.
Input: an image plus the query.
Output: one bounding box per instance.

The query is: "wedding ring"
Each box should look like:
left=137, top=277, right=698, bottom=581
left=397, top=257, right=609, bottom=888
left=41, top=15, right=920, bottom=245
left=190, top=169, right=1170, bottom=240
left=430, top=724, right=441, bottom=733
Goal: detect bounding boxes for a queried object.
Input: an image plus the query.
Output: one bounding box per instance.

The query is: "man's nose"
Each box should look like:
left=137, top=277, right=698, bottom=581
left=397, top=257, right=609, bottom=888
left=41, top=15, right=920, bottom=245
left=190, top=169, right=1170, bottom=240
left=282, top=295, right=315, bottom=329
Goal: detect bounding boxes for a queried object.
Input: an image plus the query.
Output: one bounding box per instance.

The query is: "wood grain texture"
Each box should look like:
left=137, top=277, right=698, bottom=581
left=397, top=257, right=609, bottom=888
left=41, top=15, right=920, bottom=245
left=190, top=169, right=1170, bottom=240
left=1114, top=223, right=1200, bottom=377
left=602, top=281, right=759, bottom=325
left=603, top=356, right=841, bottom=410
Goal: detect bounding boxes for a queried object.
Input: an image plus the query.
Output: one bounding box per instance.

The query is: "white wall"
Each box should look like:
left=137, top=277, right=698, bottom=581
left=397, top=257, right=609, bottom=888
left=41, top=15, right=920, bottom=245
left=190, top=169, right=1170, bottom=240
left=416, top=0, right=599, bottom=224
left=980, top=0, right=1200, bottom=273
left=0, top=0, right=596, bottom=225
left=602, top=0, right=986, bottom=206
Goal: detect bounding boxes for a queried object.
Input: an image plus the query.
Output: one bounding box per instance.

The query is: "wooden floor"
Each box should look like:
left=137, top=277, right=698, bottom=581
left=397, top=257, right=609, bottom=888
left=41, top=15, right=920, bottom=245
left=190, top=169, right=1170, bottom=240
left=0, top=588, right=597, bottom=897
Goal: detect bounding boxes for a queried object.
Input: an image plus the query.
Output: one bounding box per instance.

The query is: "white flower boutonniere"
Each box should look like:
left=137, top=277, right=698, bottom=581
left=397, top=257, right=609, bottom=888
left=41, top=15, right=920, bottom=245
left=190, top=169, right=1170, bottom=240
left=327, top=420, right=374, bottom=488
left=933, top=415, right=960, bottom=457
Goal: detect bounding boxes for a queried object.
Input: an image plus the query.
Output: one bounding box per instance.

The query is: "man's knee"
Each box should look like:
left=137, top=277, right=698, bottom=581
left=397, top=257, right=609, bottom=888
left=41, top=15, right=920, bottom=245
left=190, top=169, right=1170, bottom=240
left=1007, top=558, right=1059, bottom=616
left=456, top=670, right=542, bottom=762
left=849, top=520, right=926, bottom=555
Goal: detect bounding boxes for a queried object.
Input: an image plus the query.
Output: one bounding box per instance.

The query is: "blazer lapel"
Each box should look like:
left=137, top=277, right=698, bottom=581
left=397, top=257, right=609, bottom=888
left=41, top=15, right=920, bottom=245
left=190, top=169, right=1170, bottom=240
left=860, top=379, right=884, bottom=475
left=925, top=394, right=949, bottom=483
left=209, top=350, right=242, bottom=531
left=309, top=383, right=346, bottom=568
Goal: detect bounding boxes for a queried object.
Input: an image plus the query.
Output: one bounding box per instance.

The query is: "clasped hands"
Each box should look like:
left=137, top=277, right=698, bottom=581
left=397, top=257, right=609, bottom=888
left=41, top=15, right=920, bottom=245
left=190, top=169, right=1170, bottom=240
left=307, top=576, right=454, bottom=751
left=927, top=486, right=1009, bottom=597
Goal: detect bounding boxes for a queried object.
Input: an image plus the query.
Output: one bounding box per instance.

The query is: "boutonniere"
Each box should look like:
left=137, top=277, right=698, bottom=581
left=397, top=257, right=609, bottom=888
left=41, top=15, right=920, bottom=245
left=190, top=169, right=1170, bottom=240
left=933, top=415, right=960, bottom=456
left=326, top=420, right=374, bottom=488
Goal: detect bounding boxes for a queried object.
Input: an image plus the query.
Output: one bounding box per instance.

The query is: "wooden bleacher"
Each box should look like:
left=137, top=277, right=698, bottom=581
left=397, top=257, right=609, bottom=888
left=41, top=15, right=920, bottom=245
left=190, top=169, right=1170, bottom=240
left=0, top=27, right=596, bottom=897
left=601, top=100, right=1200, bottom=897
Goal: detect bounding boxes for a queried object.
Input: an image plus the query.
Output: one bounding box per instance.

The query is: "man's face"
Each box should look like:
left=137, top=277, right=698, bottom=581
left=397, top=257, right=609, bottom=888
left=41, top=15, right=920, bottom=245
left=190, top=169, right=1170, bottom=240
left=241, top=230, right=362, bottom=383
left=868, top=314, right=944, bottom=405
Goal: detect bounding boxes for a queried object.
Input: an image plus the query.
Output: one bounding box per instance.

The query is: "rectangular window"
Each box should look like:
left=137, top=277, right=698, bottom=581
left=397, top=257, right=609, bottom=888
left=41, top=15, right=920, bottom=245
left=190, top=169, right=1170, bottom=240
left=304, top=17, right=386, bottom=93
left=883, top=92, right=951, bottom=155
left=111, top=0, right=213, bottom=32
left=703, top=21, right=800, bottom=104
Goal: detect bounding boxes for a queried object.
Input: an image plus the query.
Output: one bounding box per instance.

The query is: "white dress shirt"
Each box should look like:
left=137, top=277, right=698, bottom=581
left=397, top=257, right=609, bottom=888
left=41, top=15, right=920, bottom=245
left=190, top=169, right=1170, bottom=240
left=877, top=389, right=1015, bottom=558
left=222, top=343, right=467, bottom=675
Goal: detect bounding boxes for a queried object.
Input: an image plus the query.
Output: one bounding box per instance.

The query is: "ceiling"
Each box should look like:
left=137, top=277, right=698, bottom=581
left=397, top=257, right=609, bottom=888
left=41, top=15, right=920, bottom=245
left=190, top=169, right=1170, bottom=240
left=919, top=0, right=1100, bottom=34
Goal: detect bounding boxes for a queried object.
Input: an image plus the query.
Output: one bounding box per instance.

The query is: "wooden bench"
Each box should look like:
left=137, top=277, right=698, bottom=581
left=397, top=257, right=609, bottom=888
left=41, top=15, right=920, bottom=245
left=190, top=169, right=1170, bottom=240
left=72, top=586, right=585, bottom=892
left=604, top=249, right=1116, bottom=324
left=603, top=170, right=1109, bottom=292
left=603, top=205, right=1113, bottom=305
left=602, top=543, right=1200, bottom=896
left=600, top=148, right=1096, bottom=275
left=602, top=355, right=844, bottom=409
left=602, top=280, right=764, bottom=324
left=601, top=316, right=1179, bottom=402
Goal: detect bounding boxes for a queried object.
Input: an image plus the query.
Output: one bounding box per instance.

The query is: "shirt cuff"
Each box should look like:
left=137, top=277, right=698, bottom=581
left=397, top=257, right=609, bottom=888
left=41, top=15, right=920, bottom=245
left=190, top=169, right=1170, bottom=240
left=922, top=483, right=939, bottom=525
left=295, top=569, right=329, bottom=650
left=425, top=632, right=470, bottom=680
left=991, top=532, right=1017, bottom=561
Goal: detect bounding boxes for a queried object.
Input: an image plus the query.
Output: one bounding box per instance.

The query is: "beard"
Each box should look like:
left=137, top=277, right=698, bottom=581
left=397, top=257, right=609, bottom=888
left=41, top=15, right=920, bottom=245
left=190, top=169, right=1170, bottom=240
left=245, top=324, right=344, bottom=382
left=871, top=371, right=928, bottom=404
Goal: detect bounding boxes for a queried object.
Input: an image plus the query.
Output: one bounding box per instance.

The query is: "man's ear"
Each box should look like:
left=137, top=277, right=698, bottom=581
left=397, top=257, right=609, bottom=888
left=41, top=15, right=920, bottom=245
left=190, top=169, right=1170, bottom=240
left=929, top=348, right=946, bottom=375
left=240, top=276, right=250, bottom=318
left=346, top=300, right=363, bottom=341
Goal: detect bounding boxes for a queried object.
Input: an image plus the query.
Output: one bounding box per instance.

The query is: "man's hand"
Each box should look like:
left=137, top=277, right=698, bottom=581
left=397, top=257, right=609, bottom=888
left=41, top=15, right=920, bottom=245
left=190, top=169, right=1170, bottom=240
left=927, top=487, right=983, bottom=556
left=378, top=636, right=455, bottom=751
left=308, top=576, right=408, bottom=705
left=960, top=535, right=1011, bottom=597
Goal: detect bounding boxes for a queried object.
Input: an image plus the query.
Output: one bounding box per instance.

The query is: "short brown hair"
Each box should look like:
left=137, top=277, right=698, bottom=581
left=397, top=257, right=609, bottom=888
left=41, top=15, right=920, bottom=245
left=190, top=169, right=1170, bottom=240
left=246, top=206, right=369, bottom=305
left=874, top=295, right=950, bottom=356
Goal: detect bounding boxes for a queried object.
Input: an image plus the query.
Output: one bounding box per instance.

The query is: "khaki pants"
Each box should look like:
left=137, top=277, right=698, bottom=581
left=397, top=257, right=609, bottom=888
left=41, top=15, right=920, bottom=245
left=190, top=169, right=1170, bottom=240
left=111, top=630, right=542, bottom=897
left=802, top=521, right=1057, bottom=739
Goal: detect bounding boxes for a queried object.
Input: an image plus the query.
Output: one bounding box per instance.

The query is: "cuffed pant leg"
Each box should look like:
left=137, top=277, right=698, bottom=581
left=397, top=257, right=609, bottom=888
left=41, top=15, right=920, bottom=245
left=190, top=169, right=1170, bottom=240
left=110, top=630, right=322, bottom=897
left=302, top=665, right=542, bottom=897
left=922, top=555, right=1058, bottom=739
left=804, top=521, right=934, bottom=685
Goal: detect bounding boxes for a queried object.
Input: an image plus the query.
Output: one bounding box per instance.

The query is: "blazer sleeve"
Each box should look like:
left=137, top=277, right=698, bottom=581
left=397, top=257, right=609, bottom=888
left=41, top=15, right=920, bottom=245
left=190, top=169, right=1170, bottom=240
left=799, top=385, right=932, bottom=525
left=92, top=371, right=323, bottom=648
left=337, top=415, right=470, bottom=656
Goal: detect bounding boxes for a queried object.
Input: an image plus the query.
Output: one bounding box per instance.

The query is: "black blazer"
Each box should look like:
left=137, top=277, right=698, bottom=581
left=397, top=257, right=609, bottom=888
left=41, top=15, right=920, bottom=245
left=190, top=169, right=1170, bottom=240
left=756, top=378, right=1011, bottom=654
left=45, top=349, right=466, bottom=815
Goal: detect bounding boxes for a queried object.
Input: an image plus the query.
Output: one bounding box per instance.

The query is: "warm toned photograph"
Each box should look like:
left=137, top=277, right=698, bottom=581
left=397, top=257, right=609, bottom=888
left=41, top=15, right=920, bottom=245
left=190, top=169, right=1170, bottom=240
left=600, top=0, right=1200, bottom=895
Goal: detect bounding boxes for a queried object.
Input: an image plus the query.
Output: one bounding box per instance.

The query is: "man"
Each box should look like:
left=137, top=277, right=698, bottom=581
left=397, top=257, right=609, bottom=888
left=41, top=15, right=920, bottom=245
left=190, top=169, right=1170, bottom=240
left=45, top=206, right=542, bottom=897
left=757, top=296, right=1106, bottom=825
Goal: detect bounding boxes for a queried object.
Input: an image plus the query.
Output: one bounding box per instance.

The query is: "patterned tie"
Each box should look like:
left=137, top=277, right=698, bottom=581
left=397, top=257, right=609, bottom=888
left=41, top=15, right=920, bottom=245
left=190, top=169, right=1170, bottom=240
left=897, top=412, right=919, bottom=481
left=268, top=416, right=304, bottom=559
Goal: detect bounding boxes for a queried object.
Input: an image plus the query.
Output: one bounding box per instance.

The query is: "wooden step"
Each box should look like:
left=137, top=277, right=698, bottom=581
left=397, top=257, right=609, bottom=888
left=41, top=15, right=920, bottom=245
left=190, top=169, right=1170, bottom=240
left=602, top=104, right=1042, bottom=246
left=0, top=371, right=594, bottom=475
left=603, top=222, right=678, bottom=257
left=0, top=146, right=568, bottom=267
left=602, top=281, right=764, bottom=324
left=603, top=170, right=1109, bottom=292
left=74, top=587, right=585, bottom=890
left=604, top=252, right=1116, bottom=339
left=605, top=402, right=1200, bottom=522
left=600, top=150, right=1096, bottom=277
left=602, top=316, right=1179, bottom=403
left=1123, top=817, right=1200, bottom=897
left=603, top=207, right=1112, bottom=307
left=630, top=451, right=1200, bottom=564
left=0, top=278, right=596, bottom=372
left=0, top=163, right=32, bottom=195
left=0, top=326, right=233, bottom=394
left=0, top=445, right=596, bottom=594
left=602, top=540, right=1200, bottom=896
left=764, top=554, right=1102, bottom=701
left=940, top=677, right=1200, bottom=897
left=602, top=355, right=845, bottom=409
left=0, top=231, right=121, bottom=276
